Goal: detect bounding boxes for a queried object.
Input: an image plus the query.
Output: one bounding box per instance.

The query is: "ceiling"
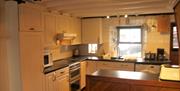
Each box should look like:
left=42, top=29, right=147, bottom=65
left=40, top=0, right=179, bottom=17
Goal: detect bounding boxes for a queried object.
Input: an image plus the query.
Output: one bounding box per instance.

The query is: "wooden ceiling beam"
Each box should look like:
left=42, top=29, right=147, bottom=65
left=71, top=7, right=173, bottom=17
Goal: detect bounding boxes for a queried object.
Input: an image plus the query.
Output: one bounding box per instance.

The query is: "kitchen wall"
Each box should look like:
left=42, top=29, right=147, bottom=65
left=79, top=15, right=175, bottom=58
left=103, top=15, right=173, bottom=58
left=49, top=45, right=75, bottom=61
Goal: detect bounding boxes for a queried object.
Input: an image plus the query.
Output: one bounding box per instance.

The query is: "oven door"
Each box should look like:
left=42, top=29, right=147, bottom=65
left=70, top=67, right=80, bottom=84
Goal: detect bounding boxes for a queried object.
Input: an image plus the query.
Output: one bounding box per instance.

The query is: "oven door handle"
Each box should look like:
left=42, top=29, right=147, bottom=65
left=70, top=67, right=80, bottom=72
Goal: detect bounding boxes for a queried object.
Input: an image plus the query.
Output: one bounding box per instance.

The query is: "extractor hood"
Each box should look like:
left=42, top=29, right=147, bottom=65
left=55, top=33, right=77, bottom=45
left=56, top=33, right=77, bottom=40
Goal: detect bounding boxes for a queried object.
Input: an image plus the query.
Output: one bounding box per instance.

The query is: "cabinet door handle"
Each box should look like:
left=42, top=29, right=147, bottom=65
left=52, top=72, right=56, bottom=81
left=150, top=66, right=154, bottom=68
left=60, top=71, right=64, bottom=74
left=29, top=28, right=35, bottom=31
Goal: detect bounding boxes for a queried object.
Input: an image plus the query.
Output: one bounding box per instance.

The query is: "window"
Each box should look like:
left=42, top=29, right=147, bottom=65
left=88, top=44, right=98, bottom=53
left=171, top=23, right=179, bottom=50
left=117, top=26, right=142, bottom=57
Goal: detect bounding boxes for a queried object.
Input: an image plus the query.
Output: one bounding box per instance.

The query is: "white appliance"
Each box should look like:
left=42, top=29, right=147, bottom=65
left=159, top=65, right=180, bottom=81
left=44, top=52, right=53, bottom=67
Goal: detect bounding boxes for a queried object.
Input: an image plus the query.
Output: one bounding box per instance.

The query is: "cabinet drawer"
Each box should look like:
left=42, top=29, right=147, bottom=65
left=97, top=61, right=134, bottom=71
left=55, top=67, right=69, bottom=77
left=135, top=64, right=160, bottom=74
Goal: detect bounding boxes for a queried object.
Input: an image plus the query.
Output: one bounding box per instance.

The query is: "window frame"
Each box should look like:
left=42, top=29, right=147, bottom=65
left=117, top=26, right=143, bottom=57
left=170, top=23, right=179, bottom=51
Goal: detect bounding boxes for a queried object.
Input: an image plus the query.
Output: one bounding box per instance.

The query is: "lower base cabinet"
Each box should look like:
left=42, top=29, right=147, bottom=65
left=86, top=77, right=180, bottom=91
left=45, top=67, right=70, bottom=91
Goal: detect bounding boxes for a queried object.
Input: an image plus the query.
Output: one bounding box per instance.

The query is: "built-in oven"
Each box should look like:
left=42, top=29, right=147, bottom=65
left=69, top=62, right=80, bottom=91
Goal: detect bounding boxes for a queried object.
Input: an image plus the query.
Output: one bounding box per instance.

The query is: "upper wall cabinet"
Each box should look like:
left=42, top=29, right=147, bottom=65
left=56, top=15, right=70, bottom=33
left=70, top=17, right=81, bottom=45
left=44, top=12, right=56, bottom=47
left=19, top=3, right=44, bottom=32
left=82, top=18, right=102, bottom=44
left=157, top=15, right=170, bottom=33
left=56, top=15, right=81, bottom=45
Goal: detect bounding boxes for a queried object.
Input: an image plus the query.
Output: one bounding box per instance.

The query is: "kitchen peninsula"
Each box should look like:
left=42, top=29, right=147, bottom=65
left=86, top=70, right=180, bottom=91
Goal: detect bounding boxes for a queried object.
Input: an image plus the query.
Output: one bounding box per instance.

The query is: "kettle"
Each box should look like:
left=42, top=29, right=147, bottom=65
left=73, top=48, right=79, bottom=57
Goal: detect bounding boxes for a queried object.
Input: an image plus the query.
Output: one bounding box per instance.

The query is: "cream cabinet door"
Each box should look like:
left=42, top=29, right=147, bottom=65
left=19, top=32, right=44, bottom=91
left=80, top=61, right=86, bottom=89
left=56, top=15, right=70, bottom=34
left=45, top=72, right=56, bottom=91
left=19, top=4, right=43, bottom=32
left=44, top=12, right=56, bottom=47
left=82, top=18, right=102, bottom=44
left=135, top=64, right=160, bottom=74
left=86, top=61, right=97, bottom=74
left=96, top=61, right=134, bottom=71
left=71, top=18, right=81, bottom=45
left=55, top=75, right=70, bottom=91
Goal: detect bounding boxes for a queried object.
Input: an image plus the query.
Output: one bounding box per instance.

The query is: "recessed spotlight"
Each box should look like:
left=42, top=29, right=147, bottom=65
left=106, top=16, right=110, bottom=19
left=124, top=14, right=128, bottom=18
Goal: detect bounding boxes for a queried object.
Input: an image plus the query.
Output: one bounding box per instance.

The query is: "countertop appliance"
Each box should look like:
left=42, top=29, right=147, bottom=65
left=159, top=65, right=180, bottom=81
left=73, top=48, right=80, bottom=57
left=44, top=52, right=53, bottom=67
left=157, top=48, right=165, bottom=60
left=145, top=52, right=156, bottom=60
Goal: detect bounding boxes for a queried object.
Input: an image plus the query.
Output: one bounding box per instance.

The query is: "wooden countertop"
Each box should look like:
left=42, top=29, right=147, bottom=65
left=90, top=70, right=159, bottom=81
left=87, top=70, right=180, bottom=89
left=86, top=57, right=171, bottom=65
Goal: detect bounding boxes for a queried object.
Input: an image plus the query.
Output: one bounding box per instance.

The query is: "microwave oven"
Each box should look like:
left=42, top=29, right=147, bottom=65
left=44, top=53, right=53, bottom=67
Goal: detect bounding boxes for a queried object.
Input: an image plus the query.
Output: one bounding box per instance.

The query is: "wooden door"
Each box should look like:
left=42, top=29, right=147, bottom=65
left=80, top=61, right=86, bottom=89
left=55, top=75, right=70, bottom=91
left=19, top=32, right=44, bottom=91
left=157, top=15, right=170, bottom=33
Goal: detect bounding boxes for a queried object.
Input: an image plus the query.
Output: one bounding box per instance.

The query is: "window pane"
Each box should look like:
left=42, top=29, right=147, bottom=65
left=173, top=26, right=179, bottom=49
left=118, top=44, right=141, bottom=57
left=119, top=28, right=141, bottom=42
left=88, top=44, right=97, bottom=53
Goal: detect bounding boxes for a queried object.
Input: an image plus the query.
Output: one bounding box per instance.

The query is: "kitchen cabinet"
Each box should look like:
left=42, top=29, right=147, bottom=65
left=56, top=15, right=70, bottom=34
left=131, top=85, right=159, bottom=91
left=86, top=61, right=97, bottom=74
left=96, top=61, right=134, bottom=71
left=80, top=61, right=86, bottom=89
left=86, top=70, right=180, bottom=91
left=157, top=15, right=170, bottom=33
left=56, top=15, right=81, bottom=45
left=45, top=67, right=70, bottom=91
left=19, top=32, right=44, bottom=91
left=71, top=17, right=82, bottom=45
left=82, top=18, right=102, bottom=44
left=19, top=3, right=44, bottom=32
left=135, top=64, right=160, bottom=74
left=44, top=12, right=56, bottom=47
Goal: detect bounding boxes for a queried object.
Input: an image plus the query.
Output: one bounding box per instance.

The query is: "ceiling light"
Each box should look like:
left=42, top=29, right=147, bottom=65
left=106, top=16, right=110, bottom=19
left=124, top=14, right=128, bottom=18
